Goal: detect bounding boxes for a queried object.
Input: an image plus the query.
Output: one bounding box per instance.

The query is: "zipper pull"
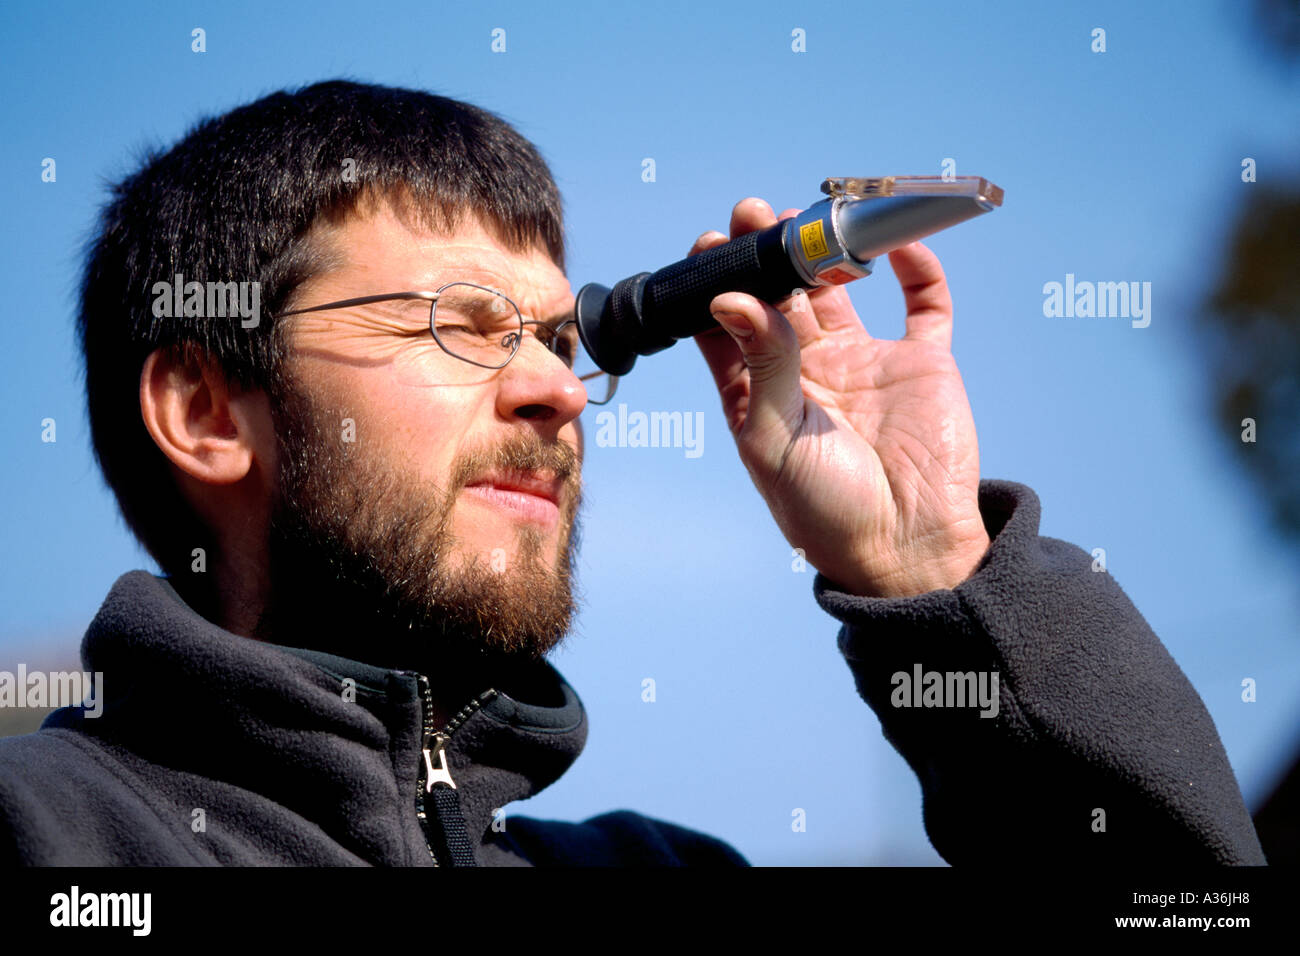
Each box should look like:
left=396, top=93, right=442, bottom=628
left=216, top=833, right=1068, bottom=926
left=422, top=731, right=456, bottom=791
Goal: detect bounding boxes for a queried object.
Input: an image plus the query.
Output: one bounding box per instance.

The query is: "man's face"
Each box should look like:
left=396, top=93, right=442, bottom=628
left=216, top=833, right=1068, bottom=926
left=257, top=199, right=587, bottom=671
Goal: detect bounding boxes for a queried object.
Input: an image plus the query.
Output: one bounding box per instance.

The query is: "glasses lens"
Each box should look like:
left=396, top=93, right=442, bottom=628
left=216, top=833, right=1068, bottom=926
left=431, top=283, right=522, bottom=369
left=401, top=283, right=617, bottom=403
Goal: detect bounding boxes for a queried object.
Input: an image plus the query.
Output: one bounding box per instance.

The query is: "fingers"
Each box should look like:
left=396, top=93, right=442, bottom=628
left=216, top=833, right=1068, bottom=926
left=688, top=229, right=728, bottom=258
left=709, top=290, right=804, bottom=442
left=694, top=319, right=746, bottom=401
left=890, top=242, right=954, bottom=350
left=689, top=207, right=755, bottom=403
left=729, top=197, right=778, bottom=238
left=690, top=199, right=810, bottom=444
left=690, top=197, right=783, bottom=402
left=687, top=197, right=783, bottom=258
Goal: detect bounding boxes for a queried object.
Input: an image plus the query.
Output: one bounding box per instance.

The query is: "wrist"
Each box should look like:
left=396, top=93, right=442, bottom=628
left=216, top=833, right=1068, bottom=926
left=833, top=529, right=991, bottom=599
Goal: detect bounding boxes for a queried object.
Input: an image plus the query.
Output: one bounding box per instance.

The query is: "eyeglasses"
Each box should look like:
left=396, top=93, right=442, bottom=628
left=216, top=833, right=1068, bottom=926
left=274, top=281, right=618, bottom=405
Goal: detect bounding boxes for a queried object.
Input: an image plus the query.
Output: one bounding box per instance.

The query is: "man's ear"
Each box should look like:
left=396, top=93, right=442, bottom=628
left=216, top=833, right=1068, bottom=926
left=139, top=345, right=268, bottom=486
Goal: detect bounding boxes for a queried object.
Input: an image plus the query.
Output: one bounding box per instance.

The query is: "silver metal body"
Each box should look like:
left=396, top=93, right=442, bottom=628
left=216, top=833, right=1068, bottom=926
left=784, top=199, right=877, bottom=287
left=785, top=176, right=1004, bottom=287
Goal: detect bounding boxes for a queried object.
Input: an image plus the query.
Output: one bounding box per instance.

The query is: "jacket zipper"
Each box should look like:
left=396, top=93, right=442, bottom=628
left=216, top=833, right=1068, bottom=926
left=414, top=673, right=498, bottom=866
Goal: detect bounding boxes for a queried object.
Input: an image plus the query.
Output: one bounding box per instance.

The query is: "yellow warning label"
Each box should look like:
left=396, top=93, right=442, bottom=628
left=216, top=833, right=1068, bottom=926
left=799, top=220, right=829, bottom=260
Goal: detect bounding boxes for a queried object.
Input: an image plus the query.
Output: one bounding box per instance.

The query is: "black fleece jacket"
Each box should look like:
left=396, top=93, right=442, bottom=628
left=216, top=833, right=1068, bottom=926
left=0, top=480, right=1266, bottom=865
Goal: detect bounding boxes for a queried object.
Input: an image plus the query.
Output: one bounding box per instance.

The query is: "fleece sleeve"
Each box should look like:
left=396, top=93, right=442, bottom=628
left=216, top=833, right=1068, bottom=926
left=813, top=478, right=1265, bottom=865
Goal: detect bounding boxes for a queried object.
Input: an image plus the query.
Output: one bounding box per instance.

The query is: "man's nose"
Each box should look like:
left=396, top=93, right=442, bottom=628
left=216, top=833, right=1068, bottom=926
left=495, top=334, right=588, bottom=427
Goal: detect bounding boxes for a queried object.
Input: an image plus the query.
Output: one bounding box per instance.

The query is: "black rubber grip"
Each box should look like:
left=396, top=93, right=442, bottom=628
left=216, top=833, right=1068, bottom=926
left=632, top=222, right=804, bottom=354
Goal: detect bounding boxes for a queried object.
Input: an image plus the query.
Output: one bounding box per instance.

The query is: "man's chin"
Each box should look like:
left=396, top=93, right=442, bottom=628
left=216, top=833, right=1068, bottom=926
left=449, top=505, right=572, bottom=574
left=261, top=502, right=578, bottom=667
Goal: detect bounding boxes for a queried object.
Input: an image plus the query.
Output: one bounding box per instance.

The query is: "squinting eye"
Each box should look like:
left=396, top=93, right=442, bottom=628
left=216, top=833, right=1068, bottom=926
left=556, top=336, right=577, bottom=368
left=535, top=325, right=577, bottom=368
left=557, top=326, right=586, bottom=367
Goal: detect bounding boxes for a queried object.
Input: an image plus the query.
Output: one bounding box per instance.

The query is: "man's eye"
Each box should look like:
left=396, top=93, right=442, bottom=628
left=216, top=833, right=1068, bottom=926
left=435, top=323, right=479, bottom=339
left=556, top=338, right=576, bottom=367
left=532, top=327, right=574, bottom=365
left=548, top=334, right=578, bottom=368
left=558, top=328, right=581, bottom=366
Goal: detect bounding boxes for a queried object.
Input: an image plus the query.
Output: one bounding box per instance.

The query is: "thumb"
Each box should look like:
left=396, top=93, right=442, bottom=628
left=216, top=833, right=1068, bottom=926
left=709, top=291, right=805, bottom=444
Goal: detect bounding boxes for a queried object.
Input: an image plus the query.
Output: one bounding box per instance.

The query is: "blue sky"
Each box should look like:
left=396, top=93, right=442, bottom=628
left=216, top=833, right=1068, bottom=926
left=1, top=0, right=1297, bottom=864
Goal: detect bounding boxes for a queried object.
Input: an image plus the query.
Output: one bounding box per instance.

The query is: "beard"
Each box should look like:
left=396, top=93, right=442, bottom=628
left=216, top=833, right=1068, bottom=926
left=253, top=374, right=584, bottom=705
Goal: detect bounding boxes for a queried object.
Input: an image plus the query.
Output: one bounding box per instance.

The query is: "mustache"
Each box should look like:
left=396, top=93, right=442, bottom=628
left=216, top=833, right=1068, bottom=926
left=447, top=430, right=580, bottom=496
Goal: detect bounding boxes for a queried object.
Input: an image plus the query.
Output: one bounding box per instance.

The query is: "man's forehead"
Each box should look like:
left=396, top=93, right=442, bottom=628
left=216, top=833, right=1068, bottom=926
left=313, top=200, right=572, bottom=314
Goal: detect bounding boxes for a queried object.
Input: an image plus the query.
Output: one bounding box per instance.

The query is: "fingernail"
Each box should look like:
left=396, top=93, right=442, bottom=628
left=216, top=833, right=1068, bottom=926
left=712, top=310, right=754, bottom=337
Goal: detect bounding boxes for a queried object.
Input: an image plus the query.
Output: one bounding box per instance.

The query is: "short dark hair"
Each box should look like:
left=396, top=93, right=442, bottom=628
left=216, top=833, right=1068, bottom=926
left=77, top=79, right=567, bottom=577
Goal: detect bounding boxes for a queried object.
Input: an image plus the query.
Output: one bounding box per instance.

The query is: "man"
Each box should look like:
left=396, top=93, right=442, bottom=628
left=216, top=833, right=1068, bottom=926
left=0, top=80, right=1265, bottom=865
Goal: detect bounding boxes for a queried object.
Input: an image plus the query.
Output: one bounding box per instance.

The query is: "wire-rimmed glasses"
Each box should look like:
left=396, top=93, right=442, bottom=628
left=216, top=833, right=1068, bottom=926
left=274, top=281, right=618, bottom=405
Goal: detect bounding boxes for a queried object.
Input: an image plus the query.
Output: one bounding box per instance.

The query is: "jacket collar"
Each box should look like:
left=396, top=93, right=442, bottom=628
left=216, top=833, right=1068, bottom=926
left=49, top=570, right=588, bottom=864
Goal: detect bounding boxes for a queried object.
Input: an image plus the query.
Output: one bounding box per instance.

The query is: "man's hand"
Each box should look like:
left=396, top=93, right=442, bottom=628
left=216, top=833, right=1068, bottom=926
left=691, top=198, right=990, bottom=598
